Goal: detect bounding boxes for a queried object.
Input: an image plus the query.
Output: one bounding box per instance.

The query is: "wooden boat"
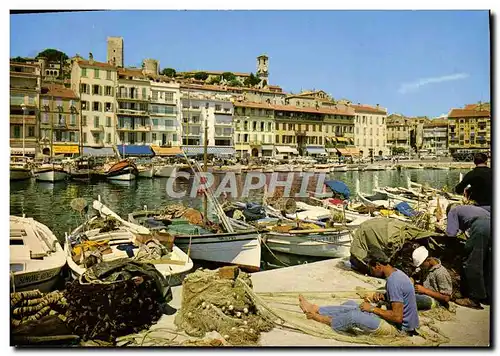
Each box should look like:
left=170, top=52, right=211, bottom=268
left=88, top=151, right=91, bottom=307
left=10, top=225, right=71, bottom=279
left=292, top=165, right=303, bottom=172
left=332, top=164, right=348, bottom=172
left=105, top=159, right=138, bottom=181
left=68, top=158, right=96, bottom=181
left=129, top=209, right=262, bottom=272
left=313, top=164, right=331, bottom=173
left=10, top=215, right=66, bottom=292
left=36, top=163, right=68, bottom=182
left=357, top=191, right=393, bottom=208
left=65, top=200, right=193, bottom=283
left=10, top=157, right=32, bottom=181
left=274, top=165, right=293, bottom=173
left=262, top=228, right=352, bottom=258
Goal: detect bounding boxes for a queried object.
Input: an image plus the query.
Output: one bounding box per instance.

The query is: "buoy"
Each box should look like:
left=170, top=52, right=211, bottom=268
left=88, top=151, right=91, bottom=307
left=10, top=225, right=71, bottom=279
left=243, top=320, right=248, bottom=325
left=243, top=308, right=249, bottom=314
left=228, top=305, right=234, bottom=311
left=236, top=311, right=242, bottom=318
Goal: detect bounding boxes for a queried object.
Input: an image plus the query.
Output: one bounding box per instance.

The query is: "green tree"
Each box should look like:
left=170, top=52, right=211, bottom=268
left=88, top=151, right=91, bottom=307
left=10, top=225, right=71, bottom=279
left=207, top=75, right=221, bottom=85
left=35, top=49, right=69, bottom=62
left=11, top=56, right=28, bottom=63
left=244, top=73, right=261, bottom=87
left=161, top=68, right=177, bottom=77
left=228, top=79, right=242, bottom=87
left=222, top=72, right=236, bottom=82
left=193, top=71, right=209, bottom=81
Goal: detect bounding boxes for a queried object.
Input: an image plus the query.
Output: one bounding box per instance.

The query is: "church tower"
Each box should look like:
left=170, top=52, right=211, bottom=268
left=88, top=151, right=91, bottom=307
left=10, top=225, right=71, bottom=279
left=107, top=37, right=124, bottom=67
left=256, top=54, right=269, bottom=87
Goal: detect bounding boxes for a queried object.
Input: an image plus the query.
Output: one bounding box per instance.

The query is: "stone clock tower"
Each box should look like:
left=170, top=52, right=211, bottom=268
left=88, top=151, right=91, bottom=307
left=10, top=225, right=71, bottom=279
left=256, top=54, right=269, bottom=87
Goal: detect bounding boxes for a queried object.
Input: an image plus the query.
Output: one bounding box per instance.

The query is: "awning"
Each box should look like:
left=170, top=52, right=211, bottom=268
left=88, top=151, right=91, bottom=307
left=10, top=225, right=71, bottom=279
left=348, top=148, right=361, bottom=156
left=305, top=146, right=327, bottom=155
left=117, top=145, right=153, bottom=157
left=261, top=145, right=274, bottom=151
left=53, top=145, right=79, bottom=154
left=10, top=147, right=36, bottom=155
left=336, top=148, right=351, bottom=156
left=83, top=147, right=116, bottom=157
left=275, top=146, right=299, bottom=155
left=326, top=148, right=337, bottom=153
left=336, top=137, right=349, bottom=143
left=182, top=146, right=236, bottom=156
left=151, top=146, right=183, bottom=156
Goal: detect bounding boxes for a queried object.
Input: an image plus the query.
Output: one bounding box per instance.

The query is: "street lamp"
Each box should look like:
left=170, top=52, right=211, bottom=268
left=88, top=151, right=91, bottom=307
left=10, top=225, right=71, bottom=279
left=21, top=103, right=26, bottom=158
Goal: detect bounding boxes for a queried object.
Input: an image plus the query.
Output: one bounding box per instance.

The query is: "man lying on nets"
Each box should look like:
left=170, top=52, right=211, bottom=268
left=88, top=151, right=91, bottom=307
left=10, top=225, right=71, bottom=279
left=411, top=246, right=453, bottom=310
left=298, top=251, right=419, bottom=336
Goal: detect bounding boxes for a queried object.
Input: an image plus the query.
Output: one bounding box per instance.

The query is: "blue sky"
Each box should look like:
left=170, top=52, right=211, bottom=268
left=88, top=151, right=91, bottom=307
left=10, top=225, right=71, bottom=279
left=10, top=10, right=490, bottom=117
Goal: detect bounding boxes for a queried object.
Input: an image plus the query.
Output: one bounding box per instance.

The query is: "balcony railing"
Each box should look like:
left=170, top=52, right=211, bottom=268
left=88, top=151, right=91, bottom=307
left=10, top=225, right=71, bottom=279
left=116, top=92, right=150, bottom=101
left=10, top=96, right=37, bottom=107
left=117, top=108, right=149, bottom=116
left=90, top=125, right=104, bottom=132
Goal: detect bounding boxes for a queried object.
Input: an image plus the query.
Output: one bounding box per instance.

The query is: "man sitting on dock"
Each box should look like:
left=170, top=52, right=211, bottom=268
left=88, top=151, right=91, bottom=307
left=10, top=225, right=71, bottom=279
left=298, top=251, right=419, bottom=336
left=411, top=246, right=453, bottom=310
left=454, top=152, right=491, bottom=211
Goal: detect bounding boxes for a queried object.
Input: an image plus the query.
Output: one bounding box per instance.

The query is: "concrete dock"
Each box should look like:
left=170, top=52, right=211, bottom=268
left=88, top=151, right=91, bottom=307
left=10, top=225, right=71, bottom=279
left=122, top=259, right=490, bottom=347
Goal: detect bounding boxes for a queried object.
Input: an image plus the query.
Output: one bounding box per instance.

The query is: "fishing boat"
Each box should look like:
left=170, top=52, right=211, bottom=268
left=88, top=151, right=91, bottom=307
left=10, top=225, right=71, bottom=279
left=105, top=159, right=138, bottom=181
left=68, top=158, right=96, bottom=181
left=10, top=215, right=66, bottom=292
left=128, top=209, right=262, bottom=272
left=357, top=190, right=393, bottom=208
left=138, top=165, right=155, bottom=178
left=10, top=157, right=32, bottom=181
left=273, top=165, right=293, bottom=173
left=35, top=163, right=68, bottom=182
left=64, top=200, right=193, bottom=283
left=313, top=164, right=331, bottom=173
left=364, top=164, right=385, bottom=171
left=332, top=164, right=348, bottom=172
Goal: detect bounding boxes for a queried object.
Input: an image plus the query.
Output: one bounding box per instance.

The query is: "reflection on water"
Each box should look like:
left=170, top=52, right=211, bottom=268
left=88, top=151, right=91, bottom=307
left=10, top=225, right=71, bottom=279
left=10, top=169, right=468, bottom=267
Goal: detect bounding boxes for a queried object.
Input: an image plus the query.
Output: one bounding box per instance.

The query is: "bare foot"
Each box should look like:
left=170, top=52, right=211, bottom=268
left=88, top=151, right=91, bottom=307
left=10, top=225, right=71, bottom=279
left=299, top=294, right=319, bottom=314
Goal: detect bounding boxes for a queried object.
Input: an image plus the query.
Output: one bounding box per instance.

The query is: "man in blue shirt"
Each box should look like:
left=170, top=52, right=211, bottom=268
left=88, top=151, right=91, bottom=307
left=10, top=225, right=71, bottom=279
left=298, top=251, right=419, bottom=335
left=446, top=204, right=491, bottom=309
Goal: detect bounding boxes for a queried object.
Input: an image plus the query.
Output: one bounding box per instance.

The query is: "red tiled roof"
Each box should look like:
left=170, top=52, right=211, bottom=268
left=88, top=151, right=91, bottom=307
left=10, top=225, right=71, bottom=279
left=77, top=59, right=116, bottom=70
left=351, top=104, right=387, bottom=114
left=118, top=67, right=148, bottom=79
left=181, top=70, right=251, bottom=77
left=448, top=109, right=490, bottom=118
left=424, top=119, right=448, bottom=127
left=41, top=84, right=78, bottom=99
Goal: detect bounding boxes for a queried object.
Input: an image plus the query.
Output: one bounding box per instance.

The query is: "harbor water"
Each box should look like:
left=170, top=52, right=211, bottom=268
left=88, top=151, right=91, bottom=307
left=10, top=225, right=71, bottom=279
left=10, top=169, right=469, bottom=269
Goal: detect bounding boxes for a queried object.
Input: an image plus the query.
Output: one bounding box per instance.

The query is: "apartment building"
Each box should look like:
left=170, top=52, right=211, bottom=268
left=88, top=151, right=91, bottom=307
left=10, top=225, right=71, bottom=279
left=39, top=84, right=80, bottom=156
left=10, top=61, right=41, bottom=156
left=352, top=104, right=388, bottom=158
left=323, top=105, right=356, bottom=157
left=447, top=105, right=491, bottom=154
left=422, top=118, right=448, bottom=155
left=71, top=57, right=118, bottom=148
left=386, top=114, right=410, bottom=154
left=180, top=87, right=235, bottom=156
left=233, top=101, right=275, bottom=158
left=115, top=68, right=151, bottom=147
left=149, top=78, right=181, bottom=147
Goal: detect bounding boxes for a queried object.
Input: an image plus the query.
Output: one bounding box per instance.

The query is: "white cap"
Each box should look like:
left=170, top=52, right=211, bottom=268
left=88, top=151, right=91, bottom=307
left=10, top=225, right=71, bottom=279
left=412, top=246, right=429, bottom=268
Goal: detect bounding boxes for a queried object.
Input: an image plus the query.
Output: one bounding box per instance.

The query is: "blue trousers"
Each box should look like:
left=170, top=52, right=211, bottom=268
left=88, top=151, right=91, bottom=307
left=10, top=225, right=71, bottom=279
left=318, top=300, right=381, bottom=333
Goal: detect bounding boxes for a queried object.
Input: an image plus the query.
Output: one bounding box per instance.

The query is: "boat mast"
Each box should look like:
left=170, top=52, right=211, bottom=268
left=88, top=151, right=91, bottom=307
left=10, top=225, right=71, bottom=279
left=203, top=105, right=208, bottom=224
left=21, top=102, right=26, bottom=158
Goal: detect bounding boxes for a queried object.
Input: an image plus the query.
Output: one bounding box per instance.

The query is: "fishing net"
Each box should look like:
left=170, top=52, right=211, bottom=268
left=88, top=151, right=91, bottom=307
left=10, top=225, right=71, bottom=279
left=64, top=259, right=172, bottom=343
left=174, top=267, right=274, bottom=346
left=11, top=290, right=68, bottom=328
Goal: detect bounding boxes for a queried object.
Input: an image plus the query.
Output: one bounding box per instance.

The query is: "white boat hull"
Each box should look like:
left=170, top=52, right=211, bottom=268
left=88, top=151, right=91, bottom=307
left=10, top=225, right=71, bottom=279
left=175, top=232, right=261, bottom=272
left=333, top=165, right=348, bottom=172
left=36, top=170, right=68, bottom=182
left=154, top=165, right=178, bottom=178
left=10, top=216, right=66, bottom=293
left=263, top=231, right=352, bottom=258
left=106, top=172, right=136, bottom=181
left=10, top=169, right=32, bottom=181
left=138, top=167, right=154, bottom=178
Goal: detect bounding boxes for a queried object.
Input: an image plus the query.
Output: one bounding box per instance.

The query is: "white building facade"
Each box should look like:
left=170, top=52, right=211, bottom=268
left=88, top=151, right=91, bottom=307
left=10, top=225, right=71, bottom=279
left=70, top=58, right=117, bottom=148
left=352, top=104, right=388, bottom=158
left=149, top=79, right=182, bottom=147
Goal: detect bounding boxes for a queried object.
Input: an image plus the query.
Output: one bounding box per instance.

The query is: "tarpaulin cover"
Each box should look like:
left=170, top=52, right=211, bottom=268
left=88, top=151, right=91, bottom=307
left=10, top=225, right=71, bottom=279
left=349, top=218, right=436, bottom=269
left=394, top=201, right=417, bottom=217
left=324, top=180, right=351, bottom=199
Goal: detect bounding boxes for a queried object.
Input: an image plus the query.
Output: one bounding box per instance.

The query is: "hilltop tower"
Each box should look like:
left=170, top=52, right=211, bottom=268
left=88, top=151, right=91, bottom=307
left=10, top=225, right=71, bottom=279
left=142, top=59, right=159, bottom=76
left=256, top=54, right=269, bottom=87
left=107, top=37, right=124, bottom=67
